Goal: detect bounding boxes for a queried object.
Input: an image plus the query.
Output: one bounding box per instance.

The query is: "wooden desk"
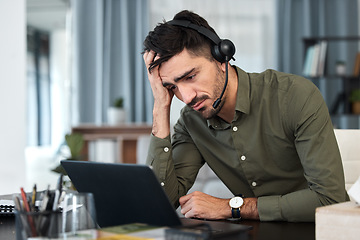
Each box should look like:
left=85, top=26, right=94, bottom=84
left=241, top=220, right=314, bottom=240
left=1, top=191, right=315, bottom=240
left=0, top=216, right=315, bottom=240
left=72, top=124, right=152, bottom=164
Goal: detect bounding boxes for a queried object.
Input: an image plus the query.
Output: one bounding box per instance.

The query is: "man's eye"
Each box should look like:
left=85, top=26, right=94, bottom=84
left=167, top=85, right=177, bottom=90
left=187, top=74, right=195, bottom=80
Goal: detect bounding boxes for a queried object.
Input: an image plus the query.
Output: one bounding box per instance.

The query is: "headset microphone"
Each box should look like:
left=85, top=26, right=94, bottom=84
left=212, top=60, right=229, bottom=109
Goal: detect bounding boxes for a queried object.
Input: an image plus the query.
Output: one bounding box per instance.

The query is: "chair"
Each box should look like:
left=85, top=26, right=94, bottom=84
left=334, top=129, right=360, bottom=191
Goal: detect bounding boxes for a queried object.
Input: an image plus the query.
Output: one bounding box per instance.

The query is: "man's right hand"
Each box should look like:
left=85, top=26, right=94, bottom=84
left=143, top=50, right=173, bottom=138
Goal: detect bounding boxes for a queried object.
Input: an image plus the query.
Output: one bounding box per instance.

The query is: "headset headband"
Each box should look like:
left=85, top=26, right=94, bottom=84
left=167, top=20, right=221, bottom=45
left=167, top=19, right=235, bottom=63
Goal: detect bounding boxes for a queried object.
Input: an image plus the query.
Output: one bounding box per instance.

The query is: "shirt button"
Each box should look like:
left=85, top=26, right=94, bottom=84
left=161, top=182, right=165, bottom=186
left=241, top=155, right=246, bottom=161
left=164, top=147, right=169, bottom=153
left=252, top=181, right=257, bottom=187
left=233, top=126, right=238, bottom=132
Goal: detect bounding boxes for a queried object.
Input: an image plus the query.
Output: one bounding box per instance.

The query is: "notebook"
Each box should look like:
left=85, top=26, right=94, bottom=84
left=0, top=199, right=15, bottom=216
left=61, top=160, right=251, bottom=237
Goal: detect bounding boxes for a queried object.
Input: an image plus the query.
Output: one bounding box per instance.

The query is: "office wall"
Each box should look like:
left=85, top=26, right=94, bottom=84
left=50, top=29, right=70, bottom=150
left=0, top=0, right=26, bottom=194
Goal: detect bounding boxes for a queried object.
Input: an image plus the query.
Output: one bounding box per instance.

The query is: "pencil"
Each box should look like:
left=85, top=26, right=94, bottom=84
left=20, top=187, right=31, bottom=212
left=31, top=184, right=37, bottom=211
left=20, top=187, right=37, bottom=237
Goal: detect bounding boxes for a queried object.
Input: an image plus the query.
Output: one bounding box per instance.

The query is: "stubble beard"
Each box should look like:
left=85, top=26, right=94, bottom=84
left=191, top=68, right=226, bottom=120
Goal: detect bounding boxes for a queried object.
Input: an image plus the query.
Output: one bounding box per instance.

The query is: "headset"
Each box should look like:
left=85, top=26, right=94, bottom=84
left=167, top=19, right=236, bottom=109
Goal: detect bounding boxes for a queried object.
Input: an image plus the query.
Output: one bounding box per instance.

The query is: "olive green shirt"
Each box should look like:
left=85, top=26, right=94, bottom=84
left=146, top=66, right=349, bottom=222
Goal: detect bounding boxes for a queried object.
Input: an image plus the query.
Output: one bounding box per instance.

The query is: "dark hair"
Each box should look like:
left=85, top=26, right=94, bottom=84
left=143, top=10, right=218, bottom=72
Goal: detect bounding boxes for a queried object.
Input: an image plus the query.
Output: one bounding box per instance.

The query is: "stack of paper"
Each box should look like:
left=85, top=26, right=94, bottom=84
left=316, top=201, right=360, bottom=240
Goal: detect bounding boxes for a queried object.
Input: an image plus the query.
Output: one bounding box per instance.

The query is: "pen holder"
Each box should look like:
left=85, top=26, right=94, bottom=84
left=62, top=192, right=98, bottom=236
left=15, top=209, right=62, bottom=240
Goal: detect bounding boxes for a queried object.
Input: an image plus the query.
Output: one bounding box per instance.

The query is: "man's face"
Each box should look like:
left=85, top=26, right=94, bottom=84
left=159, top=49, right=226, bottom=119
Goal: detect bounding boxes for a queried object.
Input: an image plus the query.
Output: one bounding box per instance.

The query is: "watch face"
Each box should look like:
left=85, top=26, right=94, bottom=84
left=229, top=196, right=244, bottom=208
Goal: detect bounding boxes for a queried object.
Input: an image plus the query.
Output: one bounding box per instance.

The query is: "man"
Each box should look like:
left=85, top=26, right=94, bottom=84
left=142, top=10, right=348, bottom=222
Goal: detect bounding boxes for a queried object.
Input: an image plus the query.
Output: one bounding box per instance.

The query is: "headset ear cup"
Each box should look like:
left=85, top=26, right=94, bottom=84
left=211, top=39, right=236, bottom=63
left=211, top=44, right=225, bottom=63
left=220, top=39, right=236, bottom=62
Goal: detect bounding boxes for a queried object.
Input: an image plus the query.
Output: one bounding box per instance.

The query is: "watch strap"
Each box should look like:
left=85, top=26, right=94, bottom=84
left=231, top=207, right=241, bottom=218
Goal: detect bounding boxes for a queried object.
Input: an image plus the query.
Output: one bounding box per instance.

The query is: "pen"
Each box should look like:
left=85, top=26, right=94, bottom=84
left=31, top=184, right=37, bottom=211
left=46, top=192, right=55, bottom=211
left=40, top=185, right=51, bottom=212
left=13, top=195, right=22, bottom=211
left=58, top=191, right=66, bottom=209
left=53, top=174, right=64, bottom=211
left=38, top=185, right=52, bottom=236
left=20, top=187, right=37, bottom=237
left=52, top=190, right=60, bottom=211
left=57, top=174, right=63, bottom=193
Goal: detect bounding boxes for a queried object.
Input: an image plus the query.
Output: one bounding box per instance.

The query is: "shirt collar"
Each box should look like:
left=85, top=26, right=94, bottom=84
left=207, top=66, right=250, bottom=129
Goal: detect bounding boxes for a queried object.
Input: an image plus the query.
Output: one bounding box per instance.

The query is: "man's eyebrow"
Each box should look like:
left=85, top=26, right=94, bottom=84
left=174, top=68, right=195, bottom=82
left=162, top=68, right=196, bottom=88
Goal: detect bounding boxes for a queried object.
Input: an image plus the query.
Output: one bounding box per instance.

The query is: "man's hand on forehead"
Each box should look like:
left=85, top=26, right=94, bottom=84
left=144, top=50, right=161, bottom=73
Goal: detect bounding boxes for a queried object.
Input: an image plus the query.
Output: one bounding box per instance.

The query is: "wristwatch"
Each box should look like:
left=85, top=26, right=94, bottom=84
left=229, top=196, right=244, bottom=218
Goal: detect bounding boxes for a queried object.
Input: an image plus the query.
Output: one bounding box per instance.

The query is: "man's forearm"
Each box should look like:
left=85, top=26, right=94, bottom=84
left=143, top=50, right=173, bottom=139
left=241, top=198, right=259, bottom=220
left=152, top=102, right=171, bottom=139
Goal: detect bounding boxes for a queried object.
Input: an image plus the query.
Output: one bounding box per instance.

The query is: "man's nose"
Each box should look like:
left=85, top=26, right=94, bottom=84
left=178, top=85, right=196, bottom=105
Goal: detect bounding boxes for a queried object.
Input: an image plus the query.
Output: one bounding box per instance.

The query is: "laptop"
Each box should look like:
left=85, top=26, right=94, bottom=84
left=61, top=160, right=251, bottom=236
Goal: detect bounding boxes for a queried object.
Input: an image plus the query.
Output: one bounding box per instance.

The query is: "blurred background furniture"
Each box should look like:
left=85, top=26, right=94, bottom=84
left=334, top=129, right=360, bottom=191
left=72, top=124, right=151, bottom=163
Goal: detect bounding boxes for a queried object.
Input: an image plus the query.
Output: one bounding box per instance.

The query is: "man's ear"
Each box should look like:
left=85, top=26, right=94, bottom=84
left=219, top=61, right=228, bottom=73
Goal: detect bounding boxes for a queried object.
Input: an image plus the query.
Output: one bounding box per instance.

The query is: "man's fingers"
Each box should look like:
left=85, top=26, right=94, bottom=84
left=143, top=50, right=159, bottom=71
left=179, top=192, right=201, bottom=217
left=143, top=51, right=152, bottom=68
left=179, top=192, right=192, bottom=206
left=143, top=50, right=173, bottom=107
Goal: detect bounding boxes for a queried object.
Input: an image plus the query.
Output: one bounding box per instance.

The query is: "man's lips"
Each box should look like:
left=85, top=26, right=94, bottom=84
left=191, top=99, right=206, bottom=111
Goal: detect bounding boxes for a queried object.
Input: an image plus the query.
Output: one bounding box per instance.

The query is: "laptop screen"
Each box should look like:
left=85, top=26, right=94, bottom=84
left=61, top=160, right=182, bottom=227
